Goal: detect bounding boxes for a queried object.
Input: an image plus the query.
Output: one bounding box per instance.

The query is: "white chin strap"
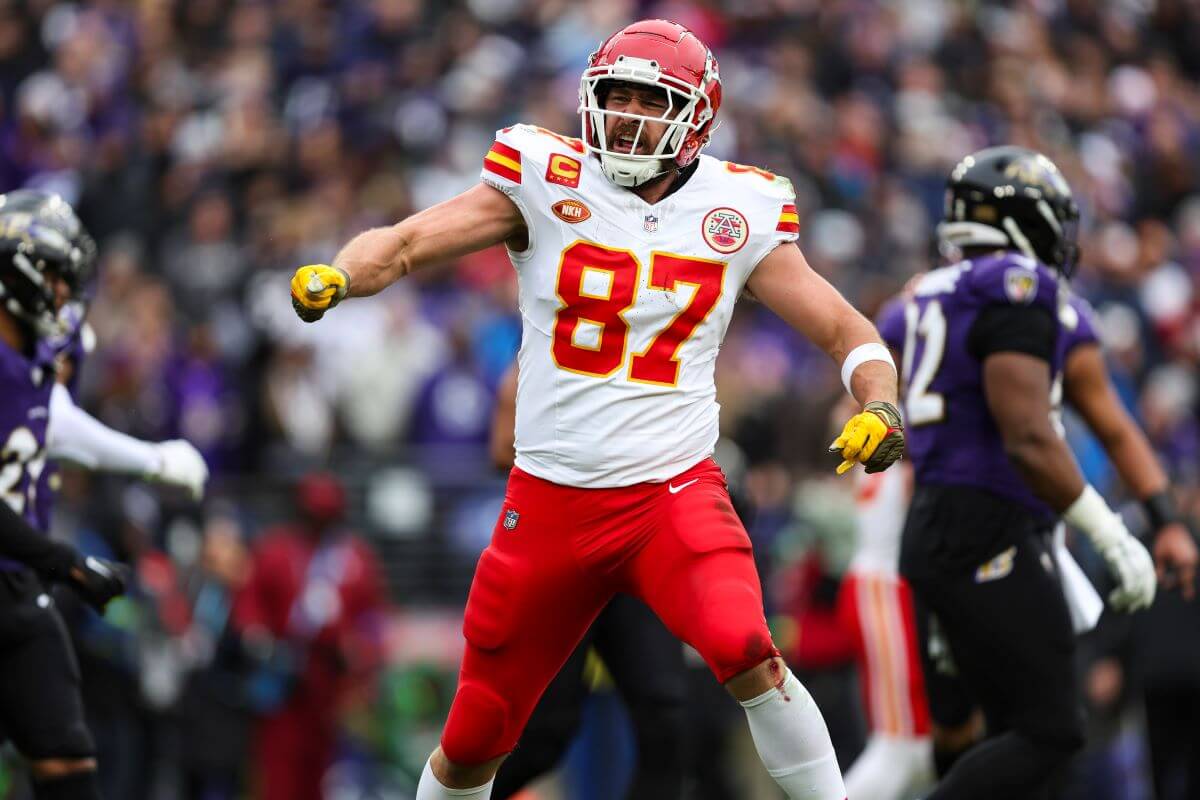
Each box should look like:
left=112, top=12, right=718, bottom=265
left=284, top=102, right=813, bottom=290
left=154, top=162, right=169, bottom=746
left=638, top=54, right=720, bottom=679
left=599, top=153, right=668, bottom=188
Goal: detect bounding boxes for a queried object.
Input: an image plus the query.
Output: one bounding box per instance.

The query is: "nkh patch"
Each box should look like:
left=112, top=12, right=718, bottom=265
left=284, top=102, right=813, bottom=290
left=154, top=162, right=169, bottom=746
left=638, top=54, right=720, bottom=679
left=502, top=509, right=520, bottom=530
left=975, top=545, right=1017, bottom=583
left=701, top=207, right=749, bottom=254
left=1004, top=267, right=1038, bottom=304
left=552, top=199, right=590, bottom=224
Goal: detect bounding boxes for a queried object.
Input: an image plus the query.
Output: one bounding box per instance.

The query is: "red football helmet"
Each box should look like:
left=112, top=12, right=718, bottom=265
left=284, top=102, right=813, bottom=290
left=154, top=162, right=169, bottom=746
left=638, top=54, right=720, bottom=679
left=579, top=19, right=722, bottom=187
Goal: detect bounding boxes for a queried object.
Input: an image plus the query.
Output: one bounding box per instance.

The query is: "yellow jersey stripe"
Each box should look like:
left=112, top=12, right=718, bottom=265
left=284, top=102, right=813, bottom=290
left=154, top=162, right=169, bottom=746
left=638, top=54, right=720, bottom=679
left=485, top=151, right=522, bottom=174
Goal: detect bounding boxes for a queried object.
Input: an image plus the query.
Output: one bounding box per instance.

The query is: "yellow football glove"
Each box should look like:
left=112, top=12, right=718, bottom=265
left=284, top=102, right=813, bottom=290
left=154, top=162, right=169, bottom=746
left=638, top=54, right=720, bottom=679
left=290, top=264, right=350, bottom=323
left=829, top=400, right=905, bottom=475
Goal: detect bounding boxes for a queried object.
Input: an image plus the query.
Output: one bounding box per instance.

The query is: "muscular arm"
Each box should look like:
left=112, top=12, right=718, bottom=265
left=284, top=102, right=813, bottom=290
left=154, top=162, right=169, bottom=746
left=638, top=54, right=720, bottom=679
left=746, top=243, right=897, bottom=406
left=1065, top=343, right=1197, bottom=594
left=489, top=363, right=518, bottom=470
left=1064, top=345, right=1166, bottom=497
left=983, top=352, right=1085, bottom=511
left=336, top=184, right=526, bottom=298
left=0, top=500, right=76, bottom=578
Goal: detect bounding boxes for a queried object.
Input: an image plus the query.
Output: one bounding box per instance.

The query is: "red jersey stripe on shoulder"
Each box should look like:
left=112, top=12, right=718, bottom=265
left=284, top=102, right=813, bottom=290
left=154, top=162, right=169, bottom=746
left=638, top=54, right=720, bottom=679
left=483, top=156, right=521, bottom=183
left=776, top=220, right=800, bottom=234
left=490, top=141, right=521, bottom=163
left=781, top=203, right=797, bottom=215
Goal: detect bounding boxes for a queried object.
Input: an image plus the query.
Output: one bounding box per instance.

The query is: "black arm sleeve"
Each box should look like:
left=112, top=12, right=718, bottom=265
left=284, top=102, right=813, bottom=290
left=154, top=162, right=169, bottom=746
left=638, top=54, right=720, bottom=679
left=0, top=501, right=76, bottom=579
left=967, top=304, right=1057, bottom=363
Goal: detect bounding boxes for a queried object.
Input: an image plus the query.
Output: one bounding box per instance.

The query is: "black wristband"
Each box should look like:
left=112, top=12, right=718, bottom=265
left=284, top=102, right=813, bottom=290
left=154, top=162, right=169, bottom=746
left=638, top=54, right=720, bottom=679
left=1143, top=491, right=1180, bottom=531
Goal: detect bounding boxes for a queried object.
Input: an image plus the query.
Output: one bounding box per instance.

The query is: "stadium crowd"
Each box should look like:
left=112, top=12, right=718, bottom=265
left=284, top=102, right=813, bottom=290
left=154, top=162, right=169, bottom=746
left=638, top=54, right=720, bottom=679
left=1, top=0, right=1199, bottom=798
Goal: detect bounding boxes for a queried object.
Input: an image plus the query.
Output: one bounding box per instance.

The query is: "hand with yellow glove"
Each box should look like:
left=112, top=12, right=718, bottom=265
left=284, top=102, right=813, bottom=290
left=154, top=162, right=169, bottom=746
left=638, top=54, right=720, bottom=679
left=829, top=400, right=905, bottom=475
left=290, top=264, right=350, bottom=323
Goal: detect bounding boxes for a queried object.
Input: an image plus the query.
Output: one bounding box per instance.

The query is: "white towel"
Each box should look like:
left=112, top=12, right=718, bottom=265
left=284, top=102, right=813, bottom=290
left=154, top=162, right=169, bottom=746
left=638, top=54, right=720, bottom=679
left=1052, top=524, right=1104, bottom=633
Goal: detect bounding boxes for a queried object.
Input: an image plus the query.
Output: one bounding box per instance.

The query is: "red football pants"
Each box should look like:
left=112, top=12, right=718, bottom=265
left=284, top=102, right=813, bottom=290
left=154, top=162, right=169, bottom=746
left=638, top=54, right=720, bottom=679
left=441, top=458, right=779, bottom=765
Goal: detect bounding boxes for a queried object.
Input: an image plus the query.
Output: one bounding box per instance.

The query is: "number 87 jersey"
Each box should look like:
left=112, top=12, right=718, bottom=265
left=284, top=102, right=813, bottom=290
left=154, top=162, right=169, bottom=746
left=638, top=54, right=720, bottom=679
left=876, top=252, right=1064, bottom=517
left=482, top=124, right=800, bottom=488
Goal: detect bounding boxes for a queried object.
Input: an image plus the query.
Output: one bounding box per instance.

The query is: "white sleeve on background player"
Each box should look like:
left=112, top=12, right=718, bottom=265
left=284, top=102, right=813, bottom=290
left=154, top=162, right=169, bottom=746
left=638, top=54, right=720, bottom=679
left=47, top=382, right=161, bottom=473
left=46, top=383, right=209, bottom=499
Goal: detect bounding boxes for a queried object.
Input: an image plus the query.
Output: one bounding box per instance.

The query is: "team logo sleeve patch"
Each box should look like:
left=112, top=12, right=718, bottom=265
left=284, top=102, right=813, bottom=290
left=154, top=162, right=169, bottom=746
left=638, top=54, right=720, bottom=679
left=1003, top=267, right=1038, bottom=305
left=546, top=154, right=582, bottom=188
left=776, top=203, right=799, bottom=234
left=484, top=140, right=522, bottom=183
left=702, top=207, right=749, bottom=254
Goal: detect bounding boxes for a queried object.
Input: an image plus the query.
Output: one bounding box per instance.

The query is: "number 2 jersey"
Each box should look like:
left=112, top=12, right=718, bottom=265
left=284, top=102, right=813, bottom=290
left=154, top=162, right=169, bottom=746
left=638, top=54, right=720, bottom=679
left=877, top=253, right=1064, bottom=522
left=481, top=124, right=799, bottom=487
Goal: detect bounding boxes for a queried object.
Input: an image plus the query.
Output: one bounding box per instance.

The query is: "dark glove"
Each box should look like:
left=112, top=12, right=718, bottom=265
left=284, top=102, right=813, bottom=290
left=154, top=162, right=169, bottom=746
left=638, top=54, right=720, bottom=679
left=66, top=555, right=130, bottom=611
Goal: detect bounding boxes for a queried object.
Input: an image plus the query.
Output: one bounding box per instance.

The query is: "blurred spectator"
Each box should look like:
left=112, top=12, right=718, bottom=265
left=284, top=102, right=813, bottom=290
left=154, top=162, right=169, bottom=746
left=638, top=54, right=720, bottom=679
left=232, top=473, right=388, bottom=800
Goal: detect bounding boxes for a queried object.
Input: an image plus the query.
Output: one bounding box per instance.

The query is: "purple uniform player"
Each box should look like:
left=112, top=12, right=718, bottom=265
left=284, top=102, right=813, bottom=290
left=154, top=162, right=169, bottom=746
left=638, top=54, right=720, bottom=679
left=0, top=189, right=127, bottom=800
left=878, top=252, right=1063, bottom=522
left=882, top=146, right=1158, bottom=800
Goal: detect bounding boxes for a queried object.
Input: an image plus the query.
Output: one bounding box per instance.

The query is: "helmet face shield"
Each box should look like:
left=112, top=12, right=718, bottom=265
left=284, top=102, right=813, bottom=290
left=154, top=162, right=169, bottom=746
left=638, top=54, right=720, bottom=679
left=580, top=65, right=711, bottom=175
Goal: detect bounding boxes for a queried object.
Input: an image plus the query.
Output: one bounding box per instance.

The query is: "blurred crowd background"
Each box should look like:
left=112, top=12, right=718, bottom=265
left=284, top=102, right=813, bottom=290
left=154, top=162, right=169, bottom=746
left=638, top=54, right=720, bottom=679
left=2, top=0, right=1199, bottom=798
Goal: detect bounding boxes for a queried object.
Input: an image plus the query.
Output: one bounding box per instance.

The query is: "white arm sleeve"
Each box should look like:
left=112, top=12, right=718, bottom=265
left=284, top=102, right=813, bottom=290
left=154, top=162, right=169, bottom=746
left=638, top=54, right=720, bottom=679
left=46, top=383, right=163, bottom=475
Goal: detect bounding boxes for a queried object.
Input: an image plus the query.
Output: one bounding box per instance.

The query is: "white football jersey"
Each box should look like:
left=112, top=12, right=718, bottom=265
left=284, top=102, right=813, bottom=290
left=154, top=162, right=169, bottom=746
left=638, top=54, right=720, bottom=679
left=849, top=462, right=912, bottom=575
left=481, top=124, right=799, bottom=487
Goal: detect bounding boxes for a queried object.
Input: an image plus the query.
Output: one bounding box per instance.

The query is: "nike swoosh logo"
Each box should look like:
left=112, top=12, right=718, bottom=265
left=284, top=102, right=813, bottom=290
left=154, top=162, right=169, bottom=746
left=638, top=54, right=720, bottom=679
left=668, top=478, right=699, bottom=494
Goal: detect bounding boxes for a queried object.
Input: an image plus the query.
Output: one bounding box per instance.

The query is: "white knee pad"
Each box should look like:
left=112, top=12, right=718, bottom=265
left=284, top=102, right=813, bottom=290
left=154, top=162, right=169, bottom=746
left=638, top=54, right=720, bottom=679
left=740, top=669, right=846, bottom=800
left=416, top=757, right=494, bottom=799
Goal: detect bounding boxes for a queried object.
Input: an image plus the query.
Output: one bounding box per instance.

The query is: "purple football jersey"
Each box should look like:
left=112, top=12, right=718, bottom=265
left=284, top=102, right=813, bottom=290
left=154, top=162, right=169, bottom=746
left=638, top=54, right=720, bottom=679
left=0, top=340, right=55, bottom=535
left=878, top=253, right=1063, bottom=519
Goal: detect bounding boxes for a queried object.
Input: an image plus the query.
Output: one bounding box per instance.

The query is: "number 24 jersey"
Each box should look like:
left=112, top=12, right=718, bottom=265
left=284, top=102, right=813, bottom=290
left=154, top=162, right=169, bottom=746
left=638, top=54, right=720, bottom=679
left=481, top=124, right=798, bottom=488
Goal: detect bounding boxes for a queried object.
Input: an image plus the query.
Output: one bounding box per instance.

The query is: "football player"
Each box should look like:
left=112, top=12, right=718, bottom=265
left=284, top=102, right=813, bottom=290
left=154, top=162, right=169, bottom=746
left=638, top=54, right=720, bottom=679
left=874, top=147, right=1167, bottom=799
left=488, top=361, right=688, bottom=798
left=0, top=190, right=131, bottom=800
left=292, top=20, right=904, bottom=800
left=0, top=189, right=211, bottom=799
left=839, top=277, right=1199, bottom=799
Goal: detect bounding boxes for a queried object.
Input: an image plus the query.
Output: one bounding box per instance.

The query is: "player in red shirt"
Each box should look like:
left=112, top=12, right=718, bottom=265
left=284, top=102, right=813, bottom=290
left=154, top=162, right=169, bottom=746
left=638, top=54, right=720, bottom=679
left=291, top=20, right=904, bottom=800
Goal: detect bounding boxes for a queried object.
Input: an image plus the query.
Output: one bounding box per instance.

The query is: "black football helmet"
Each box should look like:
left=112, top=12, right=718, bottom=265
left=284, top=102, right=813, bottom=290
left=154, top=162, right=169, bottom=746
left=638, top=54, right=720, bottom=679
left=0, top=190, right=96, bottom=338
left=938, top=146, right=1080, bottom=276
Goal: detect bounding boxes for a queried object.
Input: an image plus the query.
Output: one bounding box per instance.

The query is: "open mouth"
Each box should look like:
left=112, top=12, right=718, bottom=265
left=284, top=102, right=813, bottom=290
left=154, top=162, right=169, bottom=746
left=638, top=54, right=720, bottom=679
left=612, top=132, right=640, bottom=154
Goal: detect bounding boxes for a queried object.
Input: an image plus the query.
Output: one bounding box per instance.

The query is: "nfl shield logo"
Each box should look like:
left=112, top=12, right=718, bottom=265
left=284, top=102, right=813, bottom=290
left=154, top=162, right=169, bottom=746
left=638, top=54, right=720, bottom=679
left=644, top=213, right=659, bottom=233
left=503, top=509, right=520, bottom=530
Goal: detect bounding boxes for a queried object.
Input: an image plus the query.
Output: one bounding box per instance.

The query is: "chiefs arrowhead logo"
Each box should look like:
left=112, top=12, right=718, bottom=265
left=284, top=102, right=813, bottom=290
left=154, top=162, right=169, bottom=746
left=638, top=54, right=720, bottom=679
left=552, top=199, right=591, bottom=224
left=702, top=207, right=749, bottom=254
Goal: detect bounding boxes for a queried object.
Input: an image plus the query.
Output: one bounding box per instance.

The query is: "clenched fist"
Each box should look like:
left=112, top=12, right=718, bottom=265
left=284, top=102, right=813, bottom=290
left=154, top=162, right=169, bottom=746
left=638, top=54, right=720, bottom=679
left=830, top=400, right=905, bottom=475
left=290, top=264, right=350, bottom=322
